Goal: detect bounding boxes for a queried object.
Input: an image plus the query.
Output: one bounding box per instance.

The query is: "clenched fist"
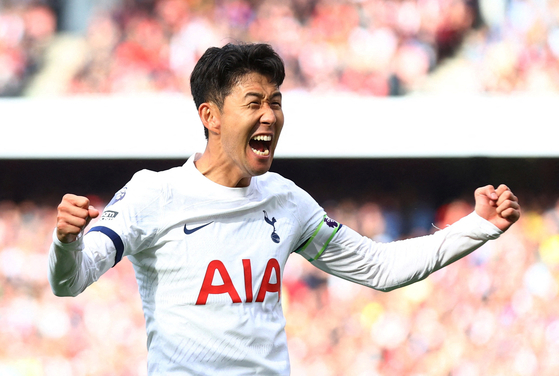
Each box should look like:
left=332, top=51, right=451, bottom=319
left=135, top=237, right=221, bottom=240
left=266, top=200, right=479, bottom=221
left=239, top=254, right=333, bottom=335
left=56, top=194, right=100, bottom=243
left=474, top=184, right=521, bottom=232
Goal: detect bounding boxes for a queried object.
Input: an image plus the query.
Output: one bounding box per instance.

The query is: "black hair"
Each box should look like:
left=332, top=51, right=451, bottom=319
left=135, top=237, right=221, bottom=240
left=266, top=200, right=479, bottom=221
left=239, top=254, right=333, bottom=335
left=190, top=43, right=285, bottom=139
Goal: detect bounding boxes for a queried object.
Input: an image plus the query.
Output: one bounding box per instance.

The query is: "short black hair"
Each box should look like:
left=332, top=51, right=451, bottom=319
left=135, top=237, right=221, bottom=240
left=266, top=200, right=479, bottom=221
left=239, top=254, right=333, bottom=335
left=190, top=43, right=285, bottom=139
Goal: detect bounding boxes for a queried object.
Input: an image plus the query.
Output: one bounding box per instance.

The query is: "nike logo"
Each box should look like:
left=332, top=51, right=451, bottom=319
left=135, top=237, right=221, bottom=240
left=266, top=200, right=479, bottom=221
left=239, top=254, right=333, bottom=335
left=184, top=221, right=213, bottom=235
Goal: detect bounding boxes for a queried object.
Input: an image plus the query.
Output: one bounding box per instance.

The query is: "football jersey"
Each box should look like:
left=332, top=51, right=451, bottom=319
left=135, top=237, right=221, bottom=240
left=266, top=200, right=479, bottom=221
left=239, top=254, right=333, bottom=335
left=48, top=153, right=503, bottom=375
left=87, top=153, right=335, bottom=375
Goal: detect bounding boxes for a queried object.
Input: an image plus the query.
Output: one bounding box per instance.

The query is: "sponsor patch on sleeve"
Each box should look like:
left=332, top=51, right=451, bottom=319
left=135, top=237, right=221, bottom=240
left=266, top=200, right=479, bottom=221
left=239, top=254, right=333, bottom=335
left=101, top=210, right=119, bottom=221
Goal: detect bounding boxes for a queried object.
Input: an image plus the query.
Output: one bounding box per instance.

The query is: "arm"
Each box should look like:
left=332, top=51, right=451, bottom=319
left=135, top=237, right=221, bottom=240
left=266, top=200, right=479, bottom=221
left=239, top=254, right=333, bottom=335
left=48, top=194, right=115, bottom=296
left=298, top=185, right=520, bottom=291
left=49, top=172, right=164, bottom=296
left=308, top=212, right=501, bottom=291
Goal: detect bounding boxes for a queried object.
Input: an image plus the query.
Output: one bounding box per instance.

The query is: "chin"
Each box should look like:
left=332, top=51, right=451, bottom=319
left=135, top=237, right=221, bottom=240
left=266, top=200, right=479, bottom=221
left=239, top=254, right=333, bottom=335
left=250, top=162, right=273, bottom=176
left=246, top=151, right=274, bottom=176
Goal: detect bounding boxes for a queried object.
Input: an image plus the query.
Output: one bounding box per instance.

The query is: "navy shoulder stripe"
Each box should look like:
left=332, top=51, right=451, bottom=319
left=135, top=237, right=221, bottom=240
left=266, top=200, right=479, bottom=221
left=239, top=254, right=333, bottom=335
left=89, top=226, right=124, bottom=266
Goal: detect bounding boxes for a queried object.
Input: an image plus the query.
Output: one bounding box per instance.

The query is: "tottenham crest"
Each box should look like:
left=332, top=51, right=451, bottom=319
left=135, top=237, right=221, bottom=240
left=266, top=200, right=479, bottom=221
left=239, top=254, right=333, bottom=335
left=263, top=210, right=280, bottom=243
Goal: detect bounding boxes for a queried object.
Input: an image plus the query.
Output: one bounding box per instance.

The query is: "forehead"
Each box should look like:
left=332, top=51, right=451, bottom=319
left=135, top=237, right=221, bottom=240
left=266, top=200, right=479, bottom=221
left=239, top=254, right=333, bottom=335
left=230, top=72, right=281, bottom=97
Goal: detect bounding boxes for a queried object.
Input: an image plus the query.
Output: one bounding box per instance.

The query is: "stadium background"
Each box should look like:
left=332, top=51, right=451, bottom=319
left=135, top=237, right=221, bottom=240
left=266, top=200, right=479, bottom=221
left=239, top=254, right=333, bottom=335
left=1, top=0, right=559, bottom=375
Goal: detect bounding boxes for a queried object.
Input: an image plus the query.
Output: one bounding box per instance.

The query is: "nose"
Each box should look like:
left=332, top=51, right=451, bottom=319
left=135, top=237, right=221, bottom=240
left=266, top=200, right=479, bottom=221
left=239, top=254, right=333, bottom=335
left=260, top=103, right=277, bottom=126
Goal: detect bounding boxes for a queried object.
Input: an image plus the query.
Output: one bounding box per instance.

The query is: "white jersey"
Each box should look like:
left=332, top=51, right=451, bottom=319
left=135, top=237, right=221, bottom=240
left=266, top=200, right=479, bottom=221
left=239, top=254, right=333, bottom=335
left=48, top=153, right=503, bottom=375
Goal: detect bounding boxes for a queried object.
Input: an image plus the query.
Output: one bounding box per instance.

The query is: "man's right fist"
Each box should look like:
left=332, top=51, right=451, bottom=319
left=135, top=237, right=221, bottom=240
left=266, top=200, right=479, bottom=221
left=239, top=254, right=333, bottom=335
left=56, top=194, right=100, bottom=243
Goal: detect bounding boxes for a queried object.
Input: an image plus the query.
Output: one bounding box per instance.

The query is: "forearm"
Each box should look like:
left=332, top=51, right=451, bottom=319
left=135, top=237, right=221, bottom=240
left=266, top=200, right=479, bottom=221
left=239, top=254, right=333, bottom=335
left=48, top=231, right=115, bottom=296
left=310, top=212, right=502, bottom=291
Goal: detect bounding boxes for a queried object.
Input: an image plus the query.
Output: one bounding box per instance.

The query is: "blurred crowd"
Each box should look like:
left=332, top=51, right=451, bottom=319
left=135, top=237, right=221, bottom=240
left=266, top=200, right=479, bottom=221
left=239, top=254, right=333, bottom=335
left=0, top=3, right=56, bottom=96
left=1, top=0, right=559, bottom=97
left=1, top=192, right=559, bottom=375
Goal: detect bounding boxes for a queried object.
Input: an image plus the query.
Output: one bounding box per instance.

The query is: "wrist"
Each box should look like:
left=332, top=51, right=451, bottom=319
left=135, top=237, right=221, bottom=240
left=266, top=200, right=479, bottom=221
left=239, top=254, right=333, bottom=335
left=52, top=229, right=84, bottom=251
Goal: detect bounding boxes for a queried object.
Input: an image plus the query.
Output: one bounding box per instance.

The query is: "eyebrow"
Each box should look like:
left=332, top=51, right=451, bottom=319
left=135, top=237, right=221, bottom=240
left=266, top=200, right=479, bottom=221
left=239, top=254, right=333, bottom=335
left=244, top=91, right=282, bottom=101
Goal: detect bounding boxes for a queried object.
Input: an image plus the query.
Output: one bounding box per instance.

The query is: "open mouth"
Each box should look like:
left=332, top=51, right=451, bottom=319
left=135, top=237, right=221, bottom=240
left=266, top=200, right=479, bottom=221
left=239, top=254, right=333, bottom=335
left=249, top=135, right=272, bottom=156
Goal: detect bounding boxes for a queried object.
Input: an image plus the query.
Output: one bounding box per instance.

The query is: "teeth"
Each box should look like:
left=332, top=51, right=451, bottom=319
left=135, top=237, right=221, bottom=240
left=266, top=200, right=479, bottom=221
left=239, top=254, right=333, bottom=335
left=251, top=148, right=270, bottom=156
left=250, top=135, right=272, bottom=156
left=251, top=135, right=272, bottom=141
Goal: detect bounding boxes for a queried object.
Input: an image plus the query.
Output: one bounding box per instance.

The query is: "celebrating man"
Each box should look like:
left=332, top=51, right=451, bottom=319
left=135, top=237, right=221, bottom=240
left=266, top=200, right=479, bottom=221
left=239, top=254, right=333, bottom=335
left=49, top=43, right=520, bottom=375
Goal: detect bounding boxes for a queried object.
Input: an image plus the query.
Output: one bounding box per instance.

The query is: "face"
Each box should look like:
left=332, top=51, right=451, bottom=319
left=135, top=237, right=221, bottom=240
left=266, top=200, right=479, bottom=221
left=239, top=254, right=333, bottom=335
left=212, top=72, right=284, bottom=185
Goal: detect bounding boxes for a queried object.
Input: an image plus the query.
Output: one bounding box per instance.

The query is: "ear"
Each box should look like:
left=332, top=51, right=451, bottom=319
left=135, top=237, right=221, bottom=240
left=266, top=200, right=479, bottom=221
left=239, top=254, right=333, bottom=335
left=198, top=102, right=221, bottom=136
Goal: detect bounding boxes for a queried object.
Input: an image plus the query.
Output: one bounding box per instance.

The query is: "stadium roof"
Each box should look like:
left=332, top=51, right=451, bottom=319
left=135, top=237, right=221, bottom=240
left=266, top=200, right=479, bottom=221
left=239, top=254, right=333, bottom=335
left=2, top=93, right=556, bottom=159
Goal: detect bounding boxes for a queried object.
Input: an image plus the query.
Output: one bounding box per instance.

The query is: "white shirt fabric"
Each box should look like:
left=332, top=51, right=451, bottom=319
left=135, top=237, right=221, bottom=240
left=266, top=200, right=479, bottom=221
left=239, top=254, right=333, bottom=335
left=48, top=153, right=503, bottom=375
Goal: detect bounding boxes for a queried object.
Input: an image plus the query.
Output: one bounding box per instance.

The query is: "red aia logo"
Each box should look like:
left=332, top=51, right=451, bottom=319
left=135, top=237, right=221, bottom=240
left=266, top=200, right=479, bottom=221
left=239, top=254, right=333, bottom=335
left=196, top=259, right=281, bottom=305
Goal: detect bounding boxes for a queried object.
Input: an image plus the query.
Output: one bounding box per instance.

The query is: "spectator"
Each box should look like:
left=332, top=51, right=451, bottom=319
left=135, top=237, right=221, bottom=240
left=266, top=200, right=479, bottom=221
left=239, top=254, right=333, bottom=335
left=6, top=0, right=559, bottom=96
left=0, top=4, right=56, bottom=96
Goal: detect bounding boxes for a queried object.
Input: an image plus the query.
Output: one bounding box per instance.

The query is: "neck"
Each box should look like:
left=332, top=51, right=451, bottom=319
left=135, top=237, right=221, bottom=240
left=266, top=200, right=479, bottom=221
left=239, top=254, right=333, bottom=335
left=194, top=150, right=252, bottom=188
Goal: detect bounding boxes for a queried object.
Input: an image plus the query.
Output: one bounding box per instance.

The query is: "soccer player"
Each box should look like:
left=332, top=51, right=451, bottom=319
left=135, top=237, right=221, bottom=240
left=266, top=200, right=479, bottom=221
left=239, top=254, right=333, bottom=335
left=49, top=43, right=521, bottom=375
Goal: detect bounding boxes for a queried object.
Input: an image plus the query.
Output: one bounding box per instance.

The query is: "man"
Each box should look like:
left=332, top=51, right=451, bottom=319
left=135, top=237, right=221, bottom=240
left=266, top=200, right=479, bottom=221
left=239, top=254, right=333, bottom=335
left=49, top=43, right=520, bottom=375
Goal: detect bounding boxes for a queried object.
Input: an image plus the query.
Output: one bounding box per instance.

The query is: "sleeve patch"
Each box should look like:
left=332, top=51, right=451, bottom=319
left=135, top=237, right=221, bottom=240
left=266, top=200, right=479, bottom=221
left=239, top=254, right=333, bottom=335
left=295, top=216, right=342, bottom=261
left=106, top=186, right=127, bottom=207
